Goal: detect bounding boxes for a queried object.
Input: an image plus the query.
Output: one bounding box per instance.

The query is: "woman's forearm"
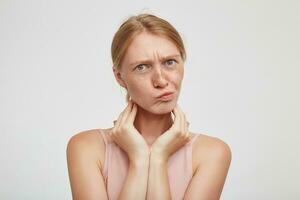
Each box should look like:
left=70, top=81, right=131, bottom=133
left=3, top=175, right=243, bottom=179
left=146, top=153, right=171, bottom=200
left=118, top=157, right=150, bottom=200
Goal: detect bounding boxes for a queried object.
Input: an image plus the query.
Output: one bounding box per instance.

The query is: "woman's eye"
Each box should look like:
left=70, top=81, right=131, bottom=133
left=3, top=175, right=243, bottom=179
left=165, top=59, right=177, bottom=67
left=135, top=64, right=147, bottom=71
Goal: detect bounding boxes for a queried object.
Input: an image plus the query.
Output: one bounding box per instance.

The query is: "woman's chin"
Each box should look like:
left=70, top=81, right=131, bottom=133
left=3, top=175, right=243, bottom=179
left=134, top=98, right=177, bottom=115
left=152, top=101, right=177, bottom=114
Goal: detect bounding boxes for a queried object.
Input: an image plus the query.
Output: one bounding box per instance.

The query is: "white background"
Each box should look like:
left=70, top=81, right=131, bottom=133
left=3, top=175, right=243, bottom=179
left=1, top=0, right=299, bottom=199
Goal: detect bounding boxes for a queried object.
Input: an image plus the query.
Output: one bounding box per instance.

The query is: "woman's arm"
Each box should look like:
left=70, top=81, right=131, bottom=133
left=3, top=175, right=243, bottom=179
left=66, top=132, right=108, bottom=200
left=66, top=129, right=150, bottom=200
left=183, top=138, right=232, bottom=200
left=146, top=105, right=190, bottom=199
left=109, top=101, right=151, bottom=199
left=146, top=153, right=172, bottom=200
left=118, top=156, right=150, bottom=199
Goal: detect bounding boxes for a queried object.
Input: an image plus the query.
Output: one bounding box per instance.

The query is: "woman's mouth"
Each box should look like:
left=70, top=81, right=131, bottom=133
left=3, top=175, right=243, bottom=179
left=157, top=92, right=175, bottom=101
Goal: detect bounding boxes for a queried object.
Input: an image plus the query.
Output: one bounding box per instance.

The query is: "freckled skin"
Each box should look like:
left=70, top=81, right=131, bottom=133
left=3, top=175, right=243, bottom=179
left=115, top=32, right=184, bottom=114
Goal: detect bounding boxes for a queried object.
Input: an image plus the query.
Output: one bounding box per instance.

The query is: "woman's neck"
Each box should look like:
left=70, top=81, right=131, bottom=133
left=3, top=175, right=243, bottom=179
left=134, top=106, right=173, bottom=147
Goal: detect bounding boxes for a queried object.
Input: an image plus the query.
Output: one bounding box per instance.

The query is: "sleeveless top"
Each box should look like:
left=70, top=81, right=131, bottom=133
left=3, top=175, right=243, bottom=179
left=98, top=128, right=199, bottom=200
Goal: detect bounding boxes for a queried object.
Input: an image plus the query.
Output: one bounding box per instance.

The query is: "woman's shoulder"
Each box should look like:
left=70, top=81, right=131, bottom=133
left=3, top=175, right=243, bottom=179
left=67, top=128, right=104, bottom=147
left=66, top=128, right=107, bottom=170
left=190, top=131, right=232, bottom=169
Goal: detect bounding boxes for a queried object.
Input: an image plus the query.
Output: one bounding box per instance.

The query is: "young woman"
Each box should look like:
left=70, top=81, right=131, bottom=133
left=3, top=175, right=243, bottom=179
left=67, top=13, right=232, bottom=200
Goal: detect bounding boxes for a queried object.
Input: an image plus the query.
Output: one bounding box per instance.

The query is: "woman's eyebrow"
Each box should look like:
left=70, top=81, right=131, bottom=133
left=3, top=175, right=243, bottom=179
left=129, top=54, right=181, bottom=67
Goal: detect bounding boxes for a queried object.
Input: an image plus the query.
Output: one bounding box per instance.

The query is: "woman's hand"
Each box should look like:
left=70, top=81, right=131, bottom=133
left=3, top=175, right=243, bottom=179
left=110, top=101, right=150, bottom=162
left=150, top=104, right=191, bottom=162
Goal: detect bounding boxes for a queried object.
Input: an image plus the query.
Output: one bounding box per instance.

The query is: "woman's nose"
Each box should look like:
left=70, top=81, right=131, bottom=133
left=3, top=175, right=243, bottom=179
left=152, top=66, right=168, bottom=88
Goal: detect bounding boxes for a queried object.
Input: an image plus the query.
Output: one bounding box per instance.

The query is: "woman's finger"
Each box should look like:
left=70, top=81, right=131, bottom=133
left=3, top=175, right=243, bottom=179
left=183, top=113, right=187, bottom=136
left=126, top=103, right=138, bottom=125
left=115, top=101, right=132, bottom=129
left=171, top=105, right=181, bottom=131
left=113, top=111, right=124, bottom=131
left=177, top=105, right=189, bottom=138
left=178, top=105, right=185, bottom=134
left=120, top=101, right=133, bottom=126
left=186, top=121, right=190, bottom=135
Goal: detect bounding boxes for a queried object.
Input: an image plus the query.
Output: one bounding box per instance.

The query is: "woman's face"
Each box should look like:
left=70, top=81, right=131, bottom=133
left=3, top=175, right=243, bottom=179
left=114, top=32, right=184, bottom=114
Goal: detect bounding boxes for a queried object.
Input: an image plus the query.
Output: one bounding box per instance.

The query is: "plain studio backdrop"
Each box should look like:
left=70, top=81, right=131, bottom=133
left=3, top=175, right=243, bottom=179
left=1, top=0, right=299, bottom=199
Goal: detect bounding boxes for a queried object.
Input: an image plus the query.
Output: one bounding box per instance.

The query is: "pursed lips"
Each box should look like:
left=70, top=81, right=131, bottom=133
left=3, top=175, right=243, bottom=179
left=157, top=91, right=175, bottom=98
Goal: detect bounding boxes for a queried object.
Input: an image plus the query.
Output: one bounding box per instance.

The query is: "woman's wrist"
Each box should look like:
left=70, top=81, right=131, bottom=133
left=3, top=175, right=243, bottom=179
left=129, top=153, right=150, bottom=167
left=150, top=151, right=168, bottom=165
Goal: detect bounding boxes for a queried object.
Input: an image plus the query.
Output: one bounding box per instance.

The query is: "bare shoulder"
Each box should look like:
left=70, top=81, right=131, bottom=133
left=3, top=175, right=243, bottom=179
left=66, top=128, right=105, bottom=170
left=184, top=133, right=232, bottom=199
left=66, top=129, right=109, bottom=199
left=192, top=132, right=232, bottom=173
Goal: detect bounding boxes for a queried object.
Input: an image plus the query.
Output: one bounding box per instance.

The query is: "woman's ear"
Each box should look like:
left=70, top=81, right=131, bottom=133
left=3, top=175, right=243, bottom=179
left=113, top=67, right=127, bottom=88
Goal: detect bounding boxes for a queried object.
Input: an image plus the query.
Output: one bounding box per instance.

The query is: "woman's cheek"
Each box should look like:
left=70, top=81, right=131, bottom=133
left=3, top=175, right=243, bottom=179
left=171, top=73, right=183, bottom=88
left=128, top=84, right=146, bottom=101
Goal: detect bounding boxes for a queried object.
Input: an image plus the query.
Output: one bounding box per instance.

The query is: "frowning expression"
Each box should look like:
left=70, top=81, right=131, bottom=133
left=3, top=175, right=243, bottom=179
left=114, top=32, right=184, bottom=114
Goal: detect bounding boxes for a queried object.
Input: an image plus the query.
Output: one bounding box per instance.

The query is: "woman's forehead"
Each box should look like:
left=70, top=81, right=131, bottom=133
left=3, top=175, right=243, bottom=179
left=123, top=33, right=180, bottom=64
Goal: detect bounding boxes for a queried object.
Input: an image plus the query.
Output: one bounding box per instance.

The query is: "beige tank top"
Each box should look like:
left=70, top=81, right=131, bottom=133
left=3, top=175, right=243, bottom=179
left=98, top=128, right=199, bottom=200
